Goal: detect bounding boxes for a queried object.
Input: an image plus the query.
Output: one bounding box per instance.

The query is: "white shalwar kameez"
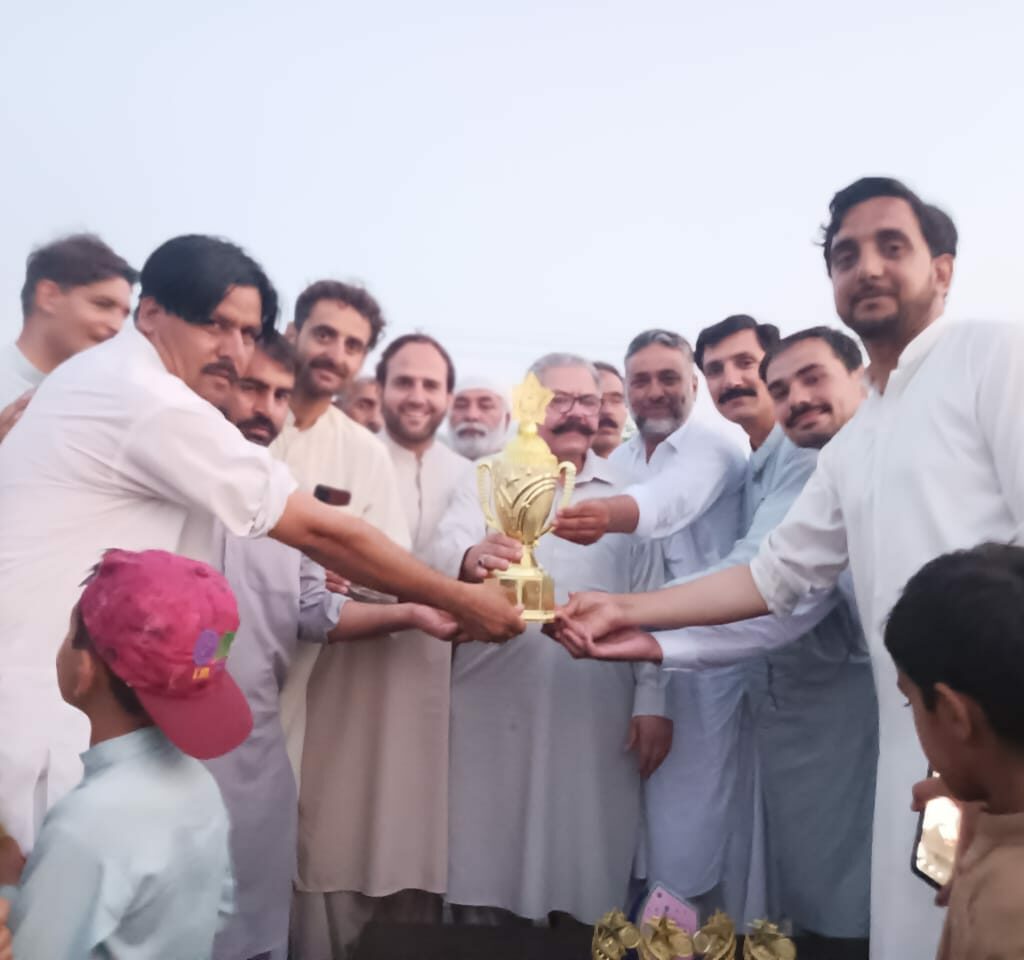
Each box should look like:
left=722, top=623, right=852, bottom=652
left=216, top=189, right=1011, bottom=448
left=440, top=452, right=668, bottom=923
left=0, top=324, right=296, bottom=851
left=749, top=318, right=1024, bottom=960
left=610, top=420, right=750, bottom=915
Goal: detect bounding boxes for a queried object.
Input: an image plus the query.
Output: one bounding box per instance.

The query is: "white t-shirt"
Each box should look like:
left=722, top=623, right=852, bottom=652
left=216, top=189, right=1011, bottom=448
left=0, top=323, right=297, bottom=676
left=0, top=341, right=45, bottom=408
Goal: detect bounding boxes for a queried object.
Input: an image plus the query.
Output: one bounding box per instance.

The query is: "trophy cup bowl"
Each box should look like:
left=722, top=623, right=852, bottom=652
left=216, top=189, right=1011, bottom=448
left=476, top=374, right=577, bottom=622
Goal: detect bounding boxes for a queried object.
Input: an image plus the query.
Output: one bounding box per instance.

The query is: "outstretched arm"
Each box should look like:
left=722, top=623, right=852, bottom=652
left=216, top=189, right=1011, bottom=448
left=272, top=491, right=524, bottom=643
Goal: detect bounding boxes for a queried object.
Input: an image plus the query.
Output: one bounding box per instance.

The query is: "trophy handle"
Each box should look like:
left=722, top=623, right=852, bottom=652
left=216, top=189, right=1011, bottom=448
left=476, top=459, right=501, bottom=532
left=539, top=460, right=577, bottom=538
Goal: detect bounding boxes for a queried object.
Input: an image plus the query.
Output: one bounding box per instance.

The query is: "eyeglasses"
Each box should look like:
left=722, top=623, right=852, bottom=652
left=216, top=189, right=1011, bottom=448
left=549, top=392, right=601, bottom=415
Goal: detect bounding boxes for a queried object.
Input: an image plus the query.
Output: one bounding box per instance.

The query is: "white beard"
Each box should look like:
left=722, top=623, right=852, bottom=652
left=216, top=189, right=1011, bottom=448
left=451, top=424, right=507, bottom=460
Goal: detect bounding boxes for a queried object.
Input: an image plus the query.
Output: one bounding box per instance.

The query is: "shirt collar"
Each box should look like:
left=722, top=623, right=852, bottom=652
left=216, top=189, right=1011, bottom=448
left=867, top=315, right=950, bottom=394
left=749, top=423, right=785, bottom=476
left=381, top=431, right=434, bottom=466
left=5, top=342, right=46, bottom=389
left=574, top=449, right=617, bottom=487
left=81, top=727, right=171, bottom=777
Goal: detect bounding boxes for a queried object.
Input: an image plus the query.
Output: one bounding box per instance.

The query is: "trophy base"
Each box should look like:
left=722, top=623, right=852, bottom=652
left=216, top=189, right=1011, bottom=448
left=486, top=563, right=556, bottom=623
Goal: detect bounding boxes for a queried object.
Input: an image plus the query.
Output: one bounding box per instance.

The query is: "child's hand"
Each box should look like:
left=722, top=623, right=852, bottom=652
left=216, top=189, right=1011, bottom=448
left=0, top=836, right=25, bottom=887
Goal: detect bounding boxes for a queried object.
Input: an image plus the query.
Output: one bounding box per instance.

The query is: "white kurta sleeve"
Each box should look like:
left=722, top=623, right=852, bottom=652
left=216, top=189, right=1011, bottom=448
left=628, top=533, right=669, bottom=717
left=658, top=590, right=841, bottom=670
left=117, top=404, right=297, bottom=538
left=659, top=440, right=842, bottom=668
left=975, top=320, right=1024, bottom=539
left=628, top=437, right=745, bottom=539
left=431, top=472, right=488, bottom=579
left=297, top=555, right=345, bottom=644
left=749, top=449, right=850, bottom=616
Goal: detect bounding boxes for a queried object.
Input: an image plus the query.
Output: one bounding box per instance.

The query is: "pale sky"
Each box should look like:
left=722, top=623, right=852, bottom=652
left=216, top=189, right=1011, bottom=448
left=2, top=0, right=1021, bottom=437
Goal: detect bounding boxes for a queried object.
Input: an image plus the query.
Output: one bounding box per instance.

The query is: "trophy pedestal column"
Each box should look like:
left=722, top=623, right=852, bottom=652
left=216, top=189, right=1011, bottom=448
left=485, top=562, right=556, bottom=622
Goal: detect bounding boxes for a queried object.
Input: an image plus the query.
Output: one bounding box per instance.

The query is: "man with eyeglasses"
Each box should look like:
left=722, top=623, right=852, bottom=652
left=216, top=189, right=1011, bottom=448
left=437, top=352, right=670, bottom=925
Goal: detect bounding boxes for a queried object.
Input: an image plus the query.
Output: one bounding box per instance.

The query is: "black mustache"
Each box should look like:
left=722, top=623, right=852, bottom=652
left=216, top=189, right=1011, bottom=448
left=310, top=357, right=346, bottom=377
left=201, top=360, right=238, bottom=381
left=786, top=403, right=830, bottom=428
left=852, top=284, right=897, bottom=304
left=238, top=414, right=277, bottom=438
left=717, top=386, right=757, bottom=405
left=599, top=417, right=619, bottom=430
left=552, top=418, right=595, bottom=437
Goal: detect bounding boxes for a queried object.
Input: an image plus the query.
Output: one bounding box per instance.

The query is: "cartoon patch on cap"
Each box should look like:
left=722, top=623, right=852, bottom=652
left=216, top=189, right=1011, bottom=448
left=192, top=628, right=235, bottom=681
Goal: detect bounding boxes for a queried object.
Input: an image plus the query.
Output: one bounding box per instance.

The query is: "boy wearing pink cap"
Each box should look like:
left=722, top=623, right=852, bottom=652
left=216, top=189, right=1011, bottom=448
left=0, top=549, right=251, bottom=959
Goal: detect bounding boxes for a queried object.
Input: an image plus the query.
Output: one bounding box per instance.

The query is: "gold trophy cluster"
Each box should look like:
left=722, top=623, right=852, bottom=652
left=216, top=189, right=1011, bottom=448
left=476, top=373, right=576, bottom=621
left=592, top=910, right=796, bottom=960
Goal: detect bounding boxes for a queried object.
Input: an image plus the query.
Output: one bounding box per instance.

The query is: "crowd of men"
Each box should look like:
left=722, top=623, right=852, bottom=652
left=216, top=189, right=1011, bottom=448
left=0, top=174, right=1022, bottom=960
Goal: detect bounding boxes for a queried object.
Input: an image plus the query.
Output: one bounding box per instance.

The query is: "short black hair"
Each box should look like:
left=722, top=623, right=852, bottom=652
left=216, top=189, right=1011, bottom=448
left=885, top=544, right=1024, bottom=750
left=293, top=279, right=386, bottom=351
left=255, top=329, right=298, bottom=377
left=71, top=606, right=150, bottom=720
left=694, top=314, right=780, bottom=372
left=821, top=177, right=953, bottom=274
left=926, top=203, right=958, bottom=258
left=375, top=333, right=456, bottom=393
left=593, top=360, right=623, bottom=383
left=624, top=329, right=694, bottom=364
left=759, top=326, right=864, bottom=382
left=21, top=233, right=138, bottom=319
left=139, top=235, right=278, bottom=339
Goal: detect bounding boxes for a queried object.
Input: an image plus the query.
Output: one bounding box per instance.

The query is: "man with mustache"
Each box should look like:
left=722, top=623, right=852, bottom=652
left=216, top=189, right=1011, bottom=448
left=592, top=361, right=628, bottom=458
left=437, top=352, right=670, bottom=925
left=448, top=377, right=510, bottom=460
left=0, top=238, right=522, bottom=855
left=0, top=234, right=137, bottom=442
left=336, top=375, right=384, bottom=433
left=553, top=177, right=1024, bottom=960
left=195, top=332, right=459, bottom=960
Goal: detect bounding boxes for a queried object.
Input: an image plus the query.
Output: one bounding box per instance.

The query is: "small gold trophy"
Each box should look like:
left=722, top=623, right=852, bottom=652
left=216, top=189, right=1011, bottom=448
left=476, top=373, right=577, bottom=621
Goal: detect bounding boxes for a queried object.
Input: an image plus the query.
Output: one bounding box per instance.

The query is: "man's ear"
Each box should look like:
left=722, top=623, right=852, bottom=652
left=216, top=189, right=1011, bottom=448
left=135, top=296, right=161, bottom=336
left=72, top=647, right=103, bottom=702
left=933, top=253, right=955, bottom=301
left=933, top=682, right=974, bottom=743
left=32, top=279, right=63, bottom=318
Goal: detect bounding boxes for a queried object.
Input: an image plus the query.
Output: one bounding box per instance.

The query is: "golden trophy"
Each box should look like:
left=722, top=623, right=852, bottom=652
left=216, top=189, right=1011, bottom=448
left=476, top=373, right=577, bottom=621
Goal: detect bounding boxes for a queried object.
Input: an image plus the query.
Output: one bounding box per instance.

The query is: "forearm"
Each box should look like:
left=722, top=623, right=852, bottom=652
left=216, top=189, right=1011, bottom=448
left=327, top=602, right=420, bottom=643
left=622, top=564, right=770, bottom=630
left=605, top=495, right=640, bottom=534
left=271, top=492, right=468, bottom=614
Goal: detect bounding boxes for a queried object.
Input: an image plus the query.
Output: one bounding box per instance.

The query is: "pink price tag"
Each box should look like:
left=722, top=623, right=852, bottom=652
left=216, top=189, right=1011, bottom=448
left=638, top=883, right=699, bottom=937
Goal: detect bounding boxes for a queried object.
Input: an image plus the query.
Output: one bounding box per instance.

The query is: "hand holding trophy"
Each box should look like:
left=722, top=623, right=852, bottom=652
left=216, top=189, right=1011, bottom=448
left=476, top=373, right=577, bottom=622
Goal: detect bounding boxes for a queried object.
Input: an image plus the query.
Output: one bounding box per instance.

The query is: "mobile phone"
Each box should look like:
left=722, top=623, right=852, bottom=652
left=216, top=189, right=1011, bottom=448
left=911, top=768, right=961, bottom=889
left=313, top=484, right=352, bottom=507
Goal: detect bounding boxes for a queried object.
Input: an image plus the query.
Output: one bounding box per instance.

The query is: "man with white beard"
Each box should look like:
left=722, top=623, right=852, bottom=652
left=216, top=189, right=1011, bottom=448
left=448, top=378, right=509, bottom=460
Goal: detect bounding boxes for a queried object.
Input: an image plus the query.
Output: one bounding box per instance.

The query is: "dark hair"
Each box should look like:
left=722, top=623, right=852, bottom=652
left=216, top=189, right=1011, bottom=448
left=255, top=329, right=298, bottom=376
left=624, top=329, right=694, bottom=364
left=71, top=607, right=150, bottom=720
left=821, top=177, right=954, bottom=274
left=926, top=204, right=958, bottom=258
left=759, top=326, right=864, bottom=381
left=139, top=235, right=278, bottom=339
left=21, top=233, right=138, bottom=319
left=375, top=333, right=455, bottom=392
left=593, top=360, right=623, bottom=383
left=293, top=279, right=386, bottom=351
left=885, top=544, right=1024, bottom=749
left=694, top=314, right=780, bottom=372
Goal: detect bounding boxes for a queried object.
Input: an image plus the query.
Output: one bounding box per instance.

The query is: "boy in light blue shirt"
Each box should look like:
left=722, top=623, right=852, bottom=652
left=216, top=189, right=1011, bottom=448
left=0, top=548, right=253, bottom=959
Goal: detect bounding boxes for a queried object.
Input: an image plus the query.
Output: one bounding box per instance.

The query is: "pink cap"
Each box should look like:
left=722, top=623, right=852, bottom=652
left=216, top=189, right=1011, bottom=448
left=79, top=549, right=252, bottom=760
